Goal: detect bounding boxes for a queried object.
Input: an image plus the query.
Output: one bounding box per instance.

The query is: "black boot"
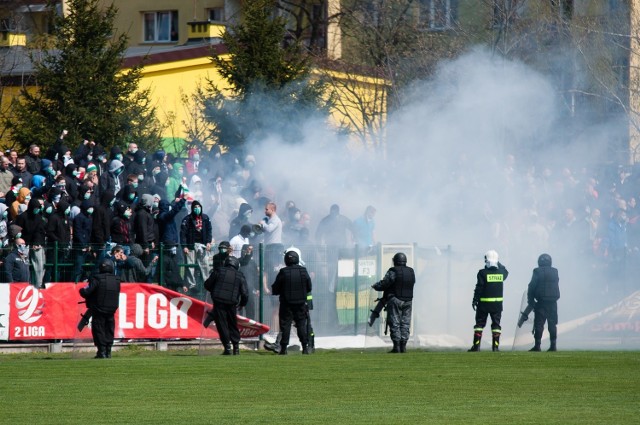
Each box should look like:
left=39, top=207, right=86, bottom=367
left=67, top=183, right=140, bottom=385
left=529, top=341, right=541, bottom=352
left=302, top=345, right=310, bottom=355
left=94, top=346, right=107, bottom=359
left=222, top=345, right=232, bottom=355
left=389, top=341, right=400, bottom=353
left=105, top=345, right=112, bottom=358
left=492, top=332, right=500, bottom=352
left=467, top=332, right=482, bottom=352
left=278, top=345, right=288, bottom=355
left=232, top=344, right=240, bottom=355
left=399, top=341, right=407, bottom=353
left=547, top=340, right=557, bottom=352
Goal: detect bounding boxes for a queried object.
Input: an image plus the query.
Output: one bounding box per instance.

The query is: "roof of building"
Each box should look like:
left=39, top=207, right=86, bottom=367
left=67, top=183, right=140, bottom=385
left=0, top=40, right=228, bottom=79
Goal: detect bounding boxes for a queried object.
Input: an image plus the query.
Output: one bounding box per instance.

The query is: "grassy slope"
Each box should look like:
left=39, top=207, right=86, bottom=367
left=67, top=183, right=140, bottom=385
left=1, top=349, right=639, bottom=424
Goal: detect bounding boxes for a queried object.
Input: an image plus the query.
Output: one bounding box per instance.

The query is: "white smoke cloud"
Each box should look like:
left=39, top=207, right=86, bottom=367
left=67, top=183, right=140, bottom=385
left=227, top=47, right=629, bottom=349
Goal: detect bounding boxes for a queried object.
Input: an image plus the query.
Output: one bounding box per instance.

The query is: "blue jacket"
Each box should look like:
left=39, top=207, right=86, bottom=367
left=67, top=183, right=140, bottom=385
left=157, top=198, right=186, bottom=245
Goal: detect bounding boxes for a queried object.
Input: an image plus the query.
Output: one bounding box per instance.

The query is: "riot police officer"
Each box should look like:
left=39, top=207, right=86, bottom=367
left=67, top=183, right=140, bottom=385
left=469, top=250, right=509, bottom=352
left=372, top=252, right=416, bottom=353
left=524, top=253, right=560, bottom=351
left=271, top=249, right=313, bottom=355
left=204, top=256, right=249, bottom=355
left=79, top=259, right=122, bottom=359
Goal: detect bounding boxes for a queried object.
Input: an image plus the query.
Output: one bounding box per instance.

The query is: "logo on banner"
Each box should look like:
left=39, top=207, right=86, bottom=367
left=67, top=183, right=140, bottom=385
left=15, top=286, right=44, bottom=324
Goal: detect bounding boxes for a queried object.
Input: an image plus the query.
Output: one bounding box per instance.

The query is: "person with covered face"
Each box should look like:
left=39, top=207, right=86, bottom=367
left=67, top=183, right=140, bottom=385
left=99, top=159, right=125, bottom=198
left=228, top=202, right=253, bottom=241
left=14, top=198, right=47, bottom=288
left=371, top=252, right=416, bottom=353
left=156, top=196, right=187, bottom=292
left=468, top=250, right=509, bottom=352
left=133, top=194, right=157, bottom=260
left=9, top=186, right=30, bottom=221
left=45, top=199, right=71, bottom=281
left=520, top=253, right=560, bottom=352
left=110, top=202, right=133, bottom=254
left=72, top=200, right=94, bottom=283
left=5, top=176, right=23, bottom=211
left=2, top=238, right=31, bottom=283
left=180, top=200, right=213, bottom=297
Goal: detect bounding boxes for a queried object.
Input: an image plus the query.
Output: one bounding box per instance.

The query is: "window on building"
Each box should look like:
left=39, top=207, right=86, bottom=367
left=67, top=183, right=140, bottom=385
left=208, top=7, right=224, bottom=22
left=420, top=0, right=457, bottom=31
left=143, top=11, right=178, bottom=42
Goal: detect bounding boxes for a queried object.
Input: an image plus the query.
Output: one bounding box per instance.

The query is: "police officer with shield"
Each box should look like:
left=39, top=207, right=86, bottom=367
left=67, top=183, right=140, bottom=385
left=371, top=252, right=416, bottom=353
left=468, top=250, right=509, bottom=352
left=520, top=253, right=560, bottom=352
left=271, top=249, right=313, bottom=355
left=79, top=259, right=122, bottom=359
left=203, top=256, right=249, bottom=355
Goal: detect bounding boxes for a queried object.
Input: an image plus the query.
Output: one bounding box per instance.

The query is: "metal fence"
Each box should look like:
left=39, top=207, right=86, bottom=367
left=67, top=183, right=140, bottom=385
left=12, top=241, right=426, bottom=339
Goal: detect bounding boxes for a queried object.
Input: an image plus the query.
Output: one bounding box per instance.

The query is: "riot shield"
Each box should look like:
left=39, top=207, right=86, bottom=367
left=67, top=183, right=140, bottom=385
left=512, top=290, right=535, bottom=351
left=198, top=292, right=219, bottom=356
left=72, top=300, right=95, bottom=359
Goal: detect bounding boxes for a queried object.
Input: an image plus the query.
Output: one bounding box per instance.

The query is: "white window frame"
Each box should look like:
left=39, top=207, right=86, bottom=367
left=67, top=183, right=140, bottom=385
left=143, top=11, right=178, bottom=43
left=207, top=7, right=225, bottom=22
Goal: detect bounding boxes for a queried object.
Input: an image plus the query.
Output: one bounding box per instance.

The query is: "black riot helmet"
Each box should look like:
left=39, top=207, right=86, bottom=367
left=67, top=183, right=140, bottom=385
left=284, top=250, right=300, bottom=266
left=538, top=253, right=552, bottom=267
left=99, top=259, right=115, bottom=273
left=392, top=252, right=407, bottom=266
left=224, top=256, right=240, bottom=270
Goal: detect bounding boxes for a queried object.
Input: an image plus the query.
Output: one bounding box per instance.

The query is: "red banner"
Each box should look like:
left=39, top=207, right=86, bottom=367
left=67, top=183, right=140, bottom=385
left=0, top=283, right=269, bottom=341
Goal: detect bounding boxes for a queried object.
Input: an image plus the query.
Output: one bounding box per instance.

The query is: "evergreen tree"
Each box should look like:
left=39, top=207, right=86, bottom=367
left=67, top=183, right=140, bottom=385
left=6, top=0, right=162, bottom=153
left=196, top=0, right=332, bottom=152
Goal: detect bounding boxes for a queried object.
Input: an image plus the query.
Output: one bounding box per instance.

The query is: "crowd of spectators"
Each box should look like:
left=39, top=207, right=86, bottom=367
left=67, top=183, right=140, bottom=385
left=0, top=133, right=638, bottom=304
left=0, top=132, right=367, bottom=303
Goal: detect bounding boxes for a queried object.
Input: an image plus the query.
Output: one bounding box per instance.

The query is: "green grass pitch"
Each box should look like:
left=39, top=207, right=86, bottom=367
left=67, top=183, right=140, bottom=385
left=1, top=348, right=638, bottom=424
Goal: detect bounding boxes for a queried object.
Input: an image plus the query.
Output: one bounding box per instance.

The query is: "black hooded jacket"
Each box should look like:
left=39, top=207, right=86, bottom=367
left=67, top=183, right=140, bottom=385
left=180, top=200, right=212, bottom=247
left=228, top=202, right=253, bottom=240
left=14, top=198, right=46, bottom=246
left=91, top=189, right=114, bottom=244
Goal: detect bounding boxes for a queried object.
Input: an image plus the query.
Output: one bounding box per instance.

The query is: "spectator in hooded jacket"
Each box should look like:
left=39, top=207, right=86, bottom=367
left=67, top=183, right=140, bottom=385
left=128, top=150, right=150, bottom=196
left=134, top=194, right=156, bottom=259
left=180, top=200, right=213, bottom=297
left=100, top=159, right=125, bottom=198
left=92, top=189, right=114, bottom=248
left=73, top=200, right=94, bottom=282
left=5, top=176, right=23, bottom=207
left=46, top=199, right=71, bottom=281
left=15, top=198, right=46, bottom=288
left=228, top=202, right=254, bottom=240
left=156, top=196, right=187, bottom=292
left=9, top=187, right=30, bottom=221
left=167, top=162, right=186, bottom=203
left=111, top=202, right=133, bottom=253
left=119, top=243, right=157, bottom=283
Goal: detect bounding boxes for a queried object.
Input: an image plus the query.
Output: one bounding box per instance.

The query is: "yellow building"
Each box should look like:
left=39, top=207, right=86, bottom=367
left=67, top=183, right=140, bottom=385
left=122, top=21, right=384, bottom=147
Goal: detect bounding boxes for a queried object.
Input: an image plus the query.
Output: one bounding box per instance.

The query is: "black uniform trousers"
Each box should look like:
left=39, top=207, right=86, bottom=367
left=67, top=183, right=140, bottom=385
left=91, top=311, right=116, bottom=348
left=279, top=301, right=308, bottom=348
left=212, top=302, right=240, bottom=347
left=533, top=301, right=558, bottom=342
left=473, top=308, right=502, bottom=333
